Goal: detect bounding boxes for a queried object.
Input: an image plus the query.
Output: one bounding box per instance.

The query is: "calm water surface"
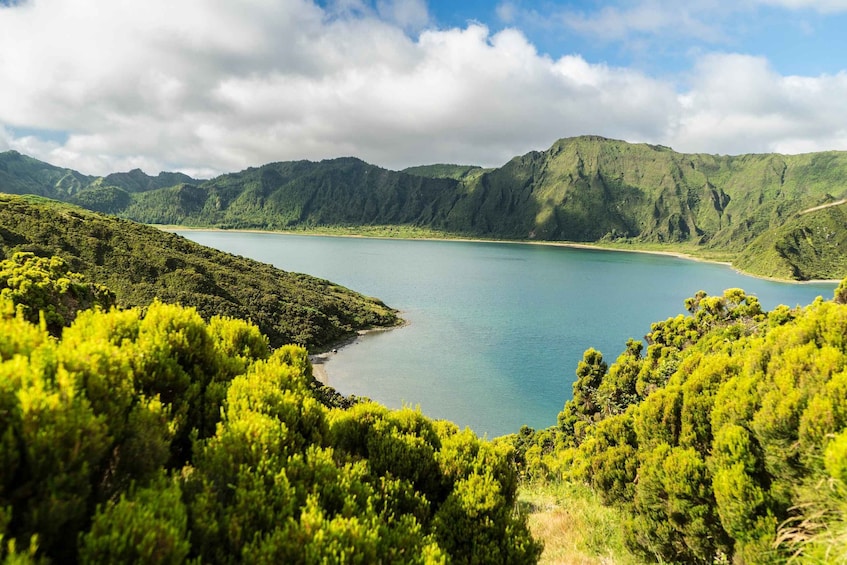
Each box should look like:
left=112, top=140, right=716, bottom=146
left=178, top=231, right=836, bottom=437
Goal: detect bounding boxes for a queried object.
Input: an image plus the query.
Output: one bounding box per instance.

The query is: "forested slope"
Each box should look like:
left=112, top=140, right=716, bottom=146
left=735, top=201, right=847, bottom=280
left=0, top=195, right=397, bottom=350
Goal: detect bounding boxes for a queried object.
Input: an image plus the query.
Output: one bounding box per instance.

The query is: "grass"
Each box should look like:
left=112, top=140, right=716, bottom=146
left=154, top=223, right=468, bottom=240
left=518, top=481, right=642, bottom=565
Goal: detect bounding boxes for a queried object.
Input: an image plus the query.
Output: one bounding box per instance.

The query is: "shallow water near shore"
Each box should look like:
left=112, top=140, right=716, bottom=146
left=178, top=231, right=836, bottom=437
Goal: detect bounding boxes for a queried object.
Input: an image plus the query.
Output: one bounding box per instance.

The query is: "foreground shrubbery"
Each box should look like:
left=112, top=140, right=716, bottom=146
left=10, top=247, right=847, bottom=564
left=0, top=257, right=540, bottom=563
left=515, top=283, right=847, bottom=563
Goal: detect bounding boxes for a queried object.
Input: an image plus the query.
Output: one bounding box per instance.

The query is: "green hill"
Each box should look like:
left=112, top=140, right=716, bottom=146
left=0, top=194, right=397, bottom=350
left=0, top=150, right=96, bottom=198
left=734, top=201, right=847, bottom=280
left=5, top=136, right=847, bottom=279
left=402, top=163, right=489, bottom=181
left=440, top=137, right=847, bottom=247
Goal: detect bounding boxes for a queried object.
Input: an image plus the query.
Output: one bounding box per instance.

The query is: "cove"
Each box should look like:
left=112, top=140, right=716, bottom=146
left=177, top=231, right=837, bottom=437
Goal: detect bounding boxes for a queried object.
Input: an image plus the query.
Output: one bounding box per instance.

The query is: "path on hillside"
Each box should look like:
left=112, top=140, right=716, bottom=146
left=798, top=198, right=847, bottom=215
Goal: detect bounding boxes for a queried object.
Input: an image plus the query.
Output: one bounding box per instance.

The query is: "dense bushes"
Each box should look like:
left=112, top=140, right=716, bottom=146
left=516, top=286, right=847, bottom=563
left=0, top=259, right=540, bottom=563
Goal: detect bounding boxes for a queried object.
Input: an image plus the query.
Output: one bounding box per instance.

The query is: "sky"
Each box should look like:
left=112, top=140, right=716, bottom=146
left=1, top=0, right=847, bottom=177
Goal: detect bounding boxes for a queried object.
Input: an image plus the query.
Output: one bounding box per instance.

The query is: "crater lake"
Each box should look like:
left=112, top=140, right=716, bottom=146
left=177, top=231, right=837, bottom=437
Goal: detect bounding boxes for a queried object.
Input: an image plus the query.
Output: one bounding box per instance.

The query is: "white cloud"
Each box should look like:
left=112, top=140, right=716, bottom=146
left=561, top=1, right=726, bottom=44
left=376, top=0, right=429, bottom=31
left=756, top=0, right=847, bottom=12
left=0, top=0, right=680, bottom=175
left=1, top=0, right=847, bottom=178
left=671, top=53, right=847, bottom=154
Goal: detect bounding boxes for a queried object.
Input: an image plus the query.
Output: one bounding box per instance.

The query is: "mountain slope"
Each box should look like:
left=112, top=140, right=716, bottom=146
left=0, top=194, right=397, bottom=349
left=734, top=201, right=847, bottom=280
left=0, top=150, right=96, bottom=198
left=123, top=157, right=462, bottom=229
left=444, top=137, right=847, bottom=247
left=114, top=137, right=847, bottom=253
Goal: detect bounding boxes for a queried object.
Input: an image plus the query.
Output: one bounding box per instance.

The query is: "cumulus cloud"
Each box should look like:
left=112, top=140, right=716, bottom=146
left=0, top=0, right=846, bottom=177
left=671, top=54, right=847, bottom=154
left=0, top=0, right=680, bottom=175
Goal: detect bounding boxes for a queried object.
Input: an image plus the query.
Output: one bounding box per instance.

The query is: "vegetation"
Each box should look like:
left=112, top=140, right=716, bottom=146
left=735, top=201, right=847, bottom=280
left=122, top=158, right=461, bottom=230
left=511, top=283, right=847, bottom=563
left=3, top=185, right=847, bottom=562
left=518, top=481, right=639, bottom=564
left=0, top=194, right=397, bottom=350
left=0, top=260, right=541, bottom=564
left=6, top=135, right=847, bottom=279
left=402, top=164, right=490, bottom=181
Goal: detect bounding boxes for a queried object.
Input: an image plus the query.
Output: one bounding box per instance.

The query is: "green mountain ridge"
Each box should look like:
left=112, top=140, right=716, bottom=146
left=4, top=136, right=847, bottom=279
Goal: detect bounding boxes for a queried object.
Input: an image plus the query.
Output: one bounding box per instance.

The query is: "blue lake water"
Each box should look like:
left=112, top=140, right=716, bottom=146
left=177, top=231, right=837, bottom=437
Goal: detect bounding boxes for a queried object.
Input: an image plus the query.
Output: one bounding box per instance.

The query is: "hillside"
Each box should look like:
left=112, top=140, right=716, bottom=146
left=402, top=163, right=490, bottom=181
left=734, top=201, right=847, bottom=280
left=4, top=136, right=847, bottom=279
left=123, top=157, right=462, bottom=229
left=0, top=194, right=397, bottom=350
left=513, top=284, right=847, bottom=563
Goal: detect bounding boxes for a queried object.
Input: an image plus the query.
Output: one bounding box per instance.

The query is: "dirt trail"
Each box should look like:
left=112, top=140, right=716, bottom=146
left=798, top=198, right=847, bottom=215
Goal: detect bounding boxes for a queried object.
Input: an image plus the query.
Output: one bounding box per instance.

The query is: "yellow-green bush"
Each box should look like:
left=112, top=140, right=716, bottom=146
left=0, top=258, right=540, bottom=563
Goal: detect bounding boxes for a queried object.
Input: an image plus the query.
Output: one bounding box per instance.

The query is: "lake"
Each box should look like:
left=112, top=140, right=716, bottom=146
left=177, top=231, right=837, bottom=437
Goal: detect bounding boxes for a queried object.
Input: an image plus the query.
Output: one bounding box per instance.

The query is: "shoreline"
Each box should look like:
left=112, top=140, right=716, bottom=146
left=309, top=321, right=408, bottom=385
left=157, top=225, right=841, bottom=285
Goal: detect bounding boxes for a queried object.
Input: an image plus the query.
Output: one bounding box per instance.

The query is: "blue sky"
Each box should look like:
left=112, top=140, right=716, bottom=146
left=1, top=0, right=847, bottom=176
left=423, top=0, right=847, bottom=80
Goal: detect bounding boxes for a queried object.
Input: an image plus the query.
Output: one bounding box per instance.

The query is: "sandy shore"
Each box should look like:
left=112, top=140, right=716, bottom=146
left=308, top=322, right=408, bottom=385
left=309, top=355, right=330, bottom=385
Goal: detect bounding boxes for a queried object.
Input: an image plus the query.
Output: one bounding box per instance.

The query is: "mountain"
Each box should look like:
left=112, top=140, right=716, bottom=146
left=4, top=136, right=847, bottom=279
left=735, top=200, right=847, bottom=280
left=402, top=163, right=489, bottom=181
left=0, top=194, right=397, bottom=350
left=122, top=157, right=462, bottom=229
left=0, top=149, right=96, bottom=198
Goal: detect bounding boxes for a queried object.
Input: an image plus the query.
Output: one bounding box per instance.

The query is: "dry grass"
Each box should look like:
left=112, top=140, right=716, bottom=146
left=519, top=482, right=642, bottom=565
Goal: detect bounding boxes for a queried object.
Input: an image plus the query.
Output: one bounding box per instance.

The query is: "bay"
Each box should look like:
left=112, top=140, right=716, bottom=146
left=177, top=231, right=837, bottom=437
